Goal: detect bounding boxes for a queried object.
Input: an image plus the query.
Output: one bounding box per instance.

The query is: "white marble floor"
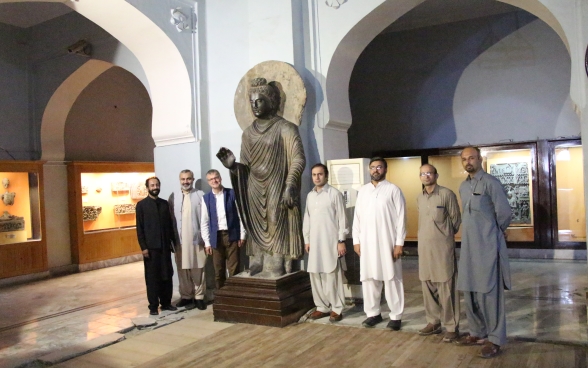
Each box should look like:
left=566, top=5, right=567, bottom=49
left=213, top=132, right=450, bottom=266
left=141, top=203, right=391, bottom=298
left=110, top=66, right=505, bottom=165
left=0, top=258, right=587, bottom=367
left=308, top=259, right=588, bottom=346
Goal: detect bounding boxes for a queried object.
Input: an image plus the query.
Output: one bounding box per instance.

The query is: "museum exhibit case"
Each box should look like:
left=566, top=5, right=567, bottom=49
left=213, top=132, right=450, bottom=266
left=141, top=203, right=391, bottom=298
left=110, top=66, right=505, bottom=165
left=385, top=156, right=421, bottom=241
left=0, top=161, right=47, bottom=279
left=552, top=140, right=585, bottom=246
left=376, top=138, right=584, bottom=250
left=67, top=162, right=154, bottom=265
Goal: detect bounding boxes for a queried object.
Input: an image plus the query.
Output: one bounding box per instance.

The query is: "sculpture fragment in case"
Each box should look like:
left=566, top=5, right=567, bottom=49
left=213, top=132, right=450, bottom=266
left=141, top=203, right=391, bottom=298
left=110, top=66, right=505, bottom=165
left=0, top=210, right=24, bottom=232
left=114, top=203, right=136, bottom=215
left=130, top=182, right=148, bottom=199
left=2, top=192, right=15, bottom=206
left=110, top=182, right=130, bottom=192
left=83, top=206, right=102, bottom=221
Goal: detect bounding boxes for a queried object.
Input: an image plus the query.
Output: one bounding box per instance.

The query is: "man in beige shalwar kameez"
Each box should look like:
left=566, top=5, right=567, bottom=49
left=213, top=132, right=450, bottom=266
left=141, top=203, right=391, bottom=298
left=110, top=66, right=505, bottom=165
left=169, top=170, right=207, bottom=310
left=303, top=163, right=348, bottom=322
left=417, top=164, right=461, bottom=342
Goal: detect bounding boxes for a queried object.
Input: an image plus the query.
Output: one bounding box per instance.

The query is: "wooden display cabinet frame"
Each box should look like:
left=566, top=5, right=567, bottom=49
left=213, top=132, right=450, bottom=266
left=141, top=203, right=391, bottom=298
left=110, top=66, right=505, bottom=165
left=0, top=161, right=47, bottom=279
left=67, top=162, right=154, bottom=265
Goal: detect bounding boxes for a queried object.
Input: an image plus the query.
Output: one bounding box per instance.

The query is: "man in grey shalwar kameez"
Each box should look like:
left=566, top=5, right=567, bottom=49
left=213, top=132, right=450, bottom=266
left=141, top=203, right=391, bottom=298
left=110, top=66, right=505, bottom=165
left=456, top=147, right=512, bottom=359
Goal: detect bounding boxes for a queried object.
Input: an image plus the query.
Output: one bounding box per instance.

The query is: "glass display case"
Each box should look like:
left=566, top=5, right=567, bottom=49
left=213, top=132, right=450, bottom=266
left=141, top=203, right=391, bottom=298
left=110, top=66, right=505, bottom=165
left=68, top=162, right=154, bottom=265
left=385, top=157, right=421, bottom=241
left=80, top=172, right=152, bottom=233
left=554, top=143, right=585, bottom=242
left=0, top=161, right=47, bottom=279
left=0, top=171, right=42, bottom=245
left=429, top=145, right=535, bottom=242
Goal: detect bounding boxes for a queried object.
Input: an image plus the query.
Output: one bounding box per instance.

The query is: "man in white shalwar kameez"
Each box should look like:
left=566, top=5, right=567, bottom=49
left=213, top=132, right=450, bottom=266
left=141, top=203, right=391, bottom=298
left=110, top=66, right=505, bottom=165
left=353, top=157, right=407, bottom=330
left=303, top=163, right=348, bottom=323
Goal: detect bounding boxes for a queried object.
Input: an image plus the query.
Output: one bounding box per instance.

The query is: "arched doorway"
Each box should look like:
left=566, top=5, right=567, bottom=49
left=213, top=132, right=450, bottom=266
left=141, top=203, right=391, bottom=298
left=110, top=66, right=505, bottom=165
left=325, top=0, right=572, bottom=133
left=0, top=0, right=194, bottom=147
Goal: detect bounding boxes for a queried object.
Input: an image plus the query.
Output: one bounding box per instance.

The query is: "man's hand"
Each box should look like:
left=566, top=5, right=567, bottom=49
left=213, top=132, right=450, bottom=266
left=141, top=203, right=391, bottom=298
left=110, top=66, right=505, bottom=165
left=216, top=147, right=236, bottom=170
left=353, top=243, right=361, bottom=257
left=337, top=242, right=346, bottom=257
left=238, top=239, right=245, bottom=248
left=393, top=245, right=403, bottom=260
left=142, top=249, right=149, bottom=258
left=205, top=246, right=212, bottom=255
left=305, top=243, right=310, bottom=253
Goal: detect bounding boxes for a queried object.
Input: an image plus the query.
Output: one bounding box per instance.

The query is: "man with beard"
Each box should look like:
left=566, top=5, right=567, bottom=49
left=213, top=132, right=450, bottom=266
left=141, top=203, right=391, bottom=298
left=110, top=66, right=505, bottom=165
left=169, top=170, right=207, bottom=310
left=136, top=177, right=177, bottom=315
left=353, top=157, right=406, bottom=330
left=455, top=147, right=511, bottom=359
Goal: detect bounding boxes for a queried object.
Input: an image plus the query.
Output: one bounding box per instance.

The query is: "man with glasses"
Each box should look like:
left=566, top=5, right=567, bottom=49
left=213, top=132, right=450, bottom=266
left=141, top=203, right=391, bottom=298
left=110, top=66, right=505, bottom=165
left=416, top=164, right=461, bottom=342
left=455, top=147, right=511, bottom=359
left=201, top=169, right=246, bottom=290
left=353, top=157, right=406, bottom=330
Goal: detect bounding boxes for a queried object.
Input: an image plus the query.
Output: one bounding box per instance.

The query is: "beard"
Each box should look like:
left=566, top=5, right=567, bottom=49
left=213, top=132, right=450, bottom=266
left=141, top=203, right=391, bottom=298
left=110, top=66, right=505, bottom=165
left=371, top=171, right=386, bottom=182
left=181, top=183, right=192, bottom=191
left=464, top=164, right=476, bottom=173
left=148, top=188, right=160, bottom=197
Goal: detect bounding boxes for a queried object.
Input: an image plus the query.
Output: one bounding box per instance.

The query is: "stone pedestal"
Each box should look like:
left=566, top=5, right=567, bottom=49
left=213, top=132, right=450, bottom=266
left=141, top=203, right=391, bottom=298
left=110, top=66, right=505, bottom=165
left=213, top=270, right=313, bottom=328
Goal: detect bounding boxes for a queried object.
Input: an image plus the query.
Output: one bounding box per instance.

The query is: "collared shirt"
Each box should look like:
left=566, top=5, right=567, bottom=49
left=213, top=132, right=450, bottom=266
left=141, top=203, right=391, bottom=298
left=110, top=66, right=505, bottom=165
left=457, top=169, right=512, bottom=293
left=201, top=191, right=246, bottom=247
left=303, top=183, right=348, bottom=273
left=352, top=180, right=406, bottom=281
left=416, top=184, right=461, bottom=282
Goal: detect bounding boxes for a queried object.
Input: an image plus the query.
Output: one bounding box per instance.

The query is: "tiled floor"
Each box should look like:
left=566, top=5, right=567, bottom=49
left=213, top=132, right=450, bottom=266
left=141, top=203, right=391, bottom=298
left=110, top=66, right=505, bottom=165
left=0, top=258, right=587, bottom=367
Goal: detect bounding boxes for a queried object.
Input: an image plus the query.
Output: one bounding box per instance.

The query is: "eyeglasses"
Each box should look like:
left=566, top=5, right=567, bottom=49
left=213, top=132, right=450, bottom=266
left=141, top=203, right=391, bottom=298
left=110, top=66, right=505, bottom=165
left=419, top=172, right=435, bottom=177
left=369, top=165, right=384, bottom=171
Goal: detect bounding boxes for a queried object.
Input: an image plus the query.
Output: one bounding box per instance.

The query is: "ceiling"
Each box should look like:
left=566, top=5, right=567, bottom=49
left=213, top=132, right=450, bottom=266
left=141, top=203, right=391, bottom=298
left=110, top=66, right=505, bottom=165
left=383, top=0, right=520, bottom=33
left=0, top=2, right=72, bottom=28
left=0, top=0, right=521, bottom=32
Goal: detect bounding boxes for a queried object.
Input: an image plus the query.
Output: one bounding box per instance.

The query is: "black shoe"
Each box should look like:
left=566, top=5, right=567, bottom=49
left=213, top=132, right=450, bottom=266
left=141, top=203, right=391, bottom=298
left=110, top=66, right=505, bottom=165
left=195, top=300, right=207, bottom=310
left=362, top=314, right=383, bottom=328
left=184, top=299, right=197, bottom=310
left=176, top=299, right=194, bottom=308
left=161, top=305, right=178, bottom=311
left=149, top=309, right=159, bottom=316
left=387, top=319, right=401, bottom=331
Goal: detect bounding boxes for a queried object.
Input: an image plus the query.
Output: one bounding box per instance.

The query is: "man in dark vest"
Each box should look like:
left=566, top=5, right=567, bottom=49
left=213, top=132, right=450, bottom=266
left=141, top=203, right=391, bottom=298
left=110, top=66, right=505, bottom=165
left=201, top=169, right=245, bottom=290
left=136, top=177, right=177, bottom=315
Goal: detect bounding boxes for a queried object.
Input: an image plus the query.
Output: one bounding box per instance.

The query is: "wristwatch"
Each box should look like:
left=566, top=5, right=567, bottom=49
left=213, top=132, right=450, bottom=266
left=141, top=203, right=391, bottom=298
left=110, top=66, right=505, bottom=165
left=338, top=240, right=345, bottom=243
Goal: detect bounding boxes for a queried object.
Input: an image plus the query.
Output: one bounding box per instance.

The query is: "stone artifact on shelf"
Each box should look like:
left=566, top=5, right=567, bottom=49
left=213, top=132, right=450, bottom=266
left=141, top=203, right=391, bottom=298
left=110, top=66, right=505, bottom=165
left=2, top=178, right=9, bottom=189
left=130, top=182, right=148, bottom=200
left=96, top=186, right=102, bottom=193
left=110, top=182, right=130, bottom=192
left=81, top=185, right=88, bottom=194
left=82, top=206, right=102, bottom=221
left=0, top=210, right=24, bottom=232
left=218, top=64, right=307, bottom=278
left=2, top=192, right=15, bottom=206
left=113, top=203, right=136, bottom=215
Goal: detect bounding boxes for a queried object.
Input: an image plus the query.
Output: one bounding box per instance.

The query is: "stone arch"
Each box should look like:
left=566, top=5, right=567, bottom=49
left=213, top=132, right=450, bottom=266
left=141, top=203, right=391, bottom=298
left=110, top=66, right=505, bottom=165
left=325, top=0, right=572, bottom=131
left=41, top=60, right=114, bottom=161
left=1, top=0, right=194, bottom=155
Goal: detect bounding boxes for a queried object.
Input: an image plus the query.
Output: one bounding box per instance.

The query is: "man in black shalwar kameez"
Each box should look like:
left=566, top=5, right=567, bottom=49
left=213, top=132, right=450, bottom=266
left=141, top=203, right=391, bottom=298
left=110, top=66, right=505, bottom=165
left=136, top=177, right=177, bottom=315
